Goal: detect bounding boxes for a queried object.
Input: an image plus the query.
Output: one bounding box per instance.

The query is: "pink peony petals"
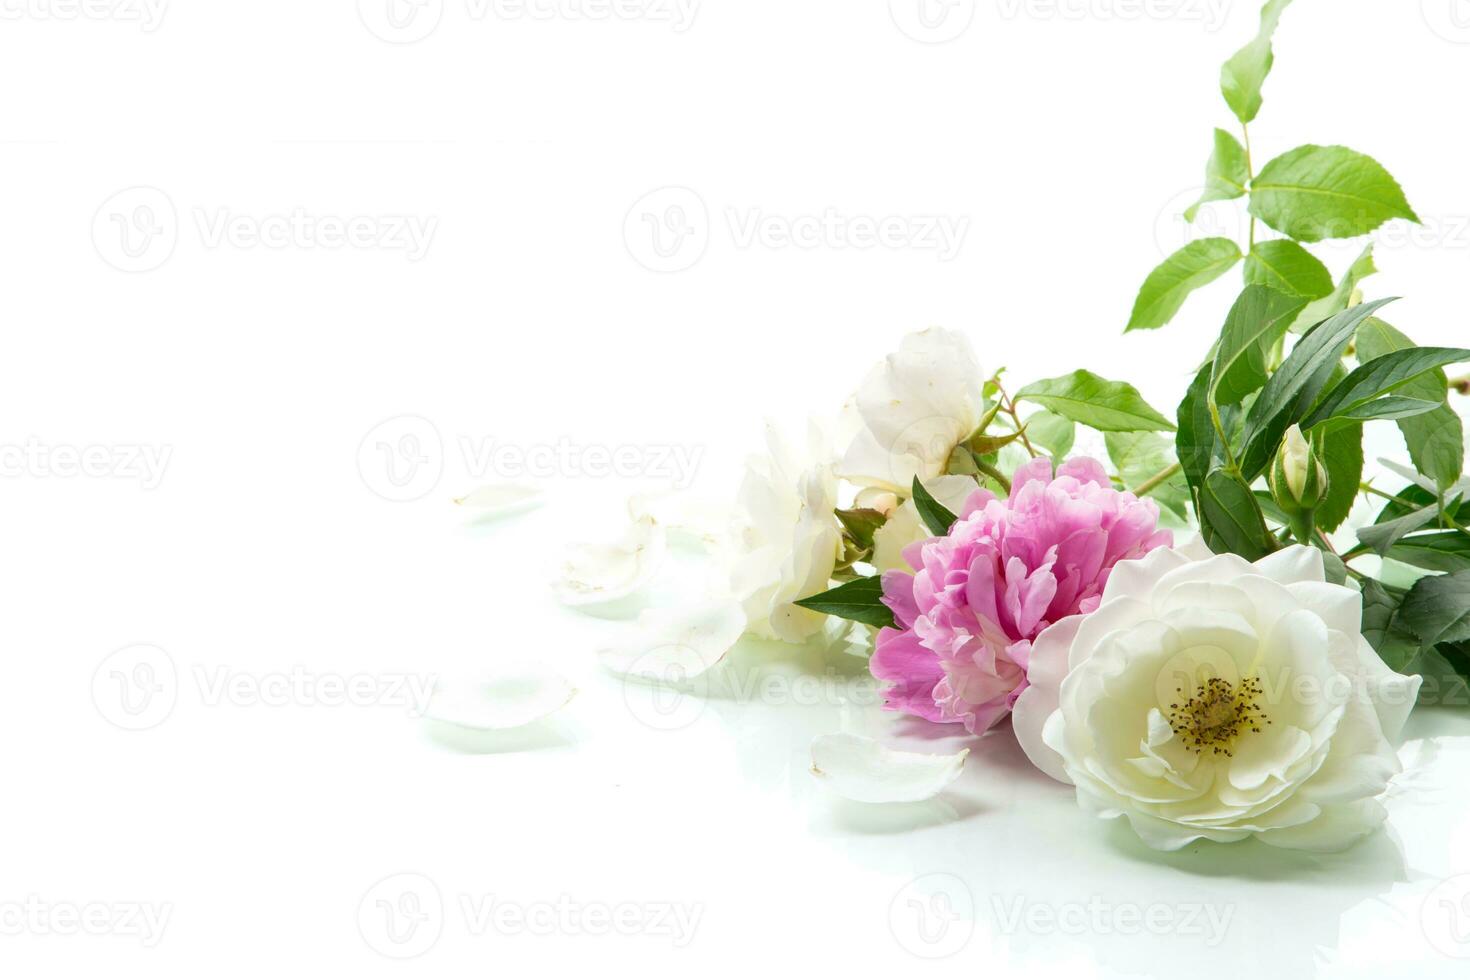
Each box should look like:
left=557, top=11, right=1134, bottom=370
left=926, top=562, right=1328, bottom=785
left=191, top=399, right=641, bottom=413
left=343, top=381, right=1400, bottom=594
left=870, top=456, right=1171, bottom=734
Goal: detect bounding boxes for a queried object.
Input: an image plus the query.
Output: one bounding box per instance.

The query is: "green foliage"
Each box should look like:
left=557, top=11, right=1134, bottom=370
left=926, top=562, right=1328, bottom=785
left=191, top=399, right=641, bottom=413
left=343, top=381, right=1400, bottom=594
left=1185, top=130, right=1250, bottom=221
left=1249, top=145, right=1419, bottom=243
left=1015, top=371, right=1174, bottom=432
left=794, top=576, right=897, bottom=630
left=1126, top=239, right=1241, bottom=331
left=1242, top=240, right=1332, bottom=299
left=910, top=477, right=959, bottom=537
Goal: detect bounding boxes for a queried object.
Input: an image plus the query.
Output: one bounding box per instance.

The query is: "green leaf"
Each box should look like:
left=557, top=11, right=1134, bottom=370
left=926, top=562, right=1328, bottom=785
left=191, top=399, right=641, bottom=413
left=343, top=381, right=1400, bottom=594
left=1356, top=318, right=1465, bottom=490
left=1243, top=240, right=1333, bottom=299
left=1209, top=285, right=1310, bottom=406
left=1360, top=579, right=1419, bottom=671
left=1249, top=145, right=1419, bottom=243
left=1016, top=371, right=1175, bottom=432
left=1358, top=498, right=1445, bottom=556
left=1399, top=570, right=1470, bottom=648
left=1220, top=0, right=1294, bottom=124
left=1198, top=468, right=1276, bottom=561
left=1185, top=129, right=1250, bottom=221
left=835, top=507, right=886, bottom=551
left=793, top=576, right=897, bottom=630
left=1371, top=485, right=1470, bottom=525
left=1290, top=245, right=1376, bottom=334
left=1313, top=423, right=1362, bottom=533
left=1106, top=431, right=1189, bottom=520
left=1301, top=347, right=1470, bottom=431
left=911, top=476, right=958, bottom=537
left=1385, top=532, right=1470, bottom=574
left=1237, top=297, right=1397, bottom=478
left=1023, top=410, right=1075, bottom=459
left=1126, top=239, right=1242, bottom=332
left=1176, top=367, right=1215, bottom=497
left=1311, top=396, right=1441, bottom=431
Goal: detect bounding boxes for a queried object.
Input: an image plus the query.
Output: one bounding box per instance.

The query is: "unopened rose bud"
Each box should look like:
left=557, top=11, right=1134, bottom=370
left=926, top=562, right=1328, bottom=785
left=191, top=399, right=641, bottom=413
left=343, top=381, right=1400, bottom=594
left=1269, top=425, right=1330, bottom=543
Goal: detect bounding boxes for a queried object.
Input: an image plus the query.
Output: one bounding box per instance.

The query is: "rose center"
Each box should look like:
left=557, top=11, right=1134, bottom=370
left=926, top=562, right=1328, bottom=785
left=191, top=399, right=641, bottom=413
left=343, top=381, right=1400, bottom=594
left=1166, top=675, right=1270, bottom=756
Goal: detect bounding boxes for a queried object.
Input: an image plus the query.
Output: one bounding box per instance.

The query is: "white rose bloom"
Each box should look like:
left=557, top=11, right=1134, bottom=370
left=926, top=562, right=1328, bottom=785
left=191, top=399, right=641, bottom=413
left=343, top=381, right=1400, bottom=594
left=837, top=327, right=985, bottom=495
left=1013, top=543, right=1423, bottom=852
left=729, top=422, right=841, bottom=642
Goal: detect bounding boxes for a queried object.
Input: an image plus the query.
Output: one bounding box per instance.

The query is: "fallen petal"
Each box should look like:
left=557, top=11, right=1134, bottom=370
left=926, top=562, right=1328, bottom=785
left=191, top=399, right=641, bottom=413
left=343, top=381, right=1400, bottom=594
left=809, top=732, right=968, bottom=803
left=599, top=601, right=746, bottom=680
left=627, top=491, right=729, bottom=548
left=425, top=669, right=576, bottom=731
left=553, top=516, right=667, bottom=606
left=453, top=482, right=545, bottom=515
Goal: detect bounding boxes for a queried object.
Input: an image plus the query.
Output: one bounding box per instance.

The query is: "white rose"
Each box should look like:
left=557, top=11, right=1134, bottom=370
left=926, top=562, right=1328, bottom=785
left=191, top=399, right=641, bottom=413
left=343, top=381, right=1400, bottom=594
left=1012, top=544, right=1423, bottom=852
left=729, top=421, right=841, bottom=642
left=837, top=327, right=985, bottom=495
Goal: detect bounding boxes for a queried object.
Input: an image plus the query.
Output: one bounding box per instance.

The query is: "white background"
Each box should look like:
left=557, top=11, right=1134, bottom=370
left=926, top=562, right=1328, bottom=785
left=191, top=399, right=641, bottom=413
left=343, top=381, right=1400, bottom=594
left=5, top=1, right=1470, bottom=977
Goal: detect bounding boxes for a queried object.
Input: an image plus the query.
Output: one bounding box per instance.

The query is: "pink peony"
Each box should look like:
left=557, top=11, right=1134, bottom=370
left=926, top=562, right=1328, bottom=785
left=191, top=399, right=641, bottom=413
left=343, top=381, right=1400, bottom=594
left=871, top=456, right=1171, bottom=733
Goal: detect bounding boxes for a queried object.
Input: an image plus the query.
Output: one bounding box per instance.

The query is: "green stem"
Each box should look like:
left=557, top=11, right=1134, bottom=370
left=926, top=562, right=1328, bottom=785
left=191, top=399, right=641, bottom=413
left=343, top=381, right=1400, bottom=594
left=1242, top=122, right=1256, bottom=251
left=1131, top=461, right=1182, bottom=498
left=1360, top=481, right=1470, bottom=536
left=976, top=460, right=1012, bottom=494
left=1208, top=399, right=1240, bottom=473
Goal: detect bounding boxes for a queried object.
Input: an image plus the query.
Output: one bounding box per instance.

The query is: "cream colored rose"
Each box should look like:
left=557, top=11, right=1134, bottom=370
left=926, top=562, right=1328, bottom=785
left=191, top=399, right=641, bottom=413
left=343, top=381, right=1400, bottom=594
left=1013, top=544, right=1422, bottom=852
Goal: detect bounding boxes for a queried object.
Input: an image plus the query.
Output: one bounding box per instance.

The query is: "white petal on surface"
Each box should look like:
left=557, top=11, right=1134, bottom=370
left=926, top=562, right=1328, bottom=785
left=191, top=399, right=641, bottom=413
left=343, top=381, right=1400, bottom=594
left=598, top=601, right=747, bottom=679
left=553, top=516, right=667, bottom=606
left=627, top=491, right=729, bottom=548
left=453, top=482, right=545, bottom=515
left=425, top=669, right=576, bottom=731
left=809, top=733, right=969, bottom=804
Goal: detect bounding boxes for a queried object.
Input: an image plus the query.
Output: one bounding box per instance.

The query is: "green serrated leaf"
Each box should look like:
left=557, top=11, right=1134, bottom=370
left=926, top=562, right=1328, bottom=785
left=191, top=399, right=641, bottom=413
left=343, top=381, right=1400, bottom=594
left=1356, top=318, right=1465, bottom=490
left=1238, top=297, right=1397, bottom=478
left=1177, top=366, right=1218, bottom=499
left=1016, top=370, right=1175, bottom=432
left=1290, top=245, right=1376, bottom=335
left=835, top=507, right=887, bottom=551
left=1106, top=431, right=1189, bottom=520
left=1209, top=285, right=1310, bottom=406
left=1385, top=532, right=1470, bottom=574
left=1220, top=0, right=1294, bottom=124
left=793, top=575, right=897, bottom=630
left=1243, top=240, right=1333, bottom=299
left=1249, top=145, right=1419, bottom=243
left=1301, top=347, right=1470, bottom=431
left=1023, top=410, right=1075, bottom=459
left=1199, top=468, right=1276, bottom=561
left=1313, top=423, right=1362, bottom=533
left=1185, top=129, right=1250, bottom=221
left=1399, top=570, right=1470, bottom=648
left=1126, top=238, right=1242, bottom=332
left=911, top=476, right=959, bottom=537
left=1360, top=579, right=1420, bottom=671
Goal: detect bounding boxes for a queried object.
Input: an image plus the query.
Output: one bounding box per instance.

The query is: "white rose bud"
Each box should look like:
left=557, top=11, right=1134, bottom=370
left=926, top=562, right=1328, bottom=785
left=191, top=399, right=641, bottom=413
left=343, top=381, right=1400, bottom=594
left=1270, top=424, right=1329, bottom=518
